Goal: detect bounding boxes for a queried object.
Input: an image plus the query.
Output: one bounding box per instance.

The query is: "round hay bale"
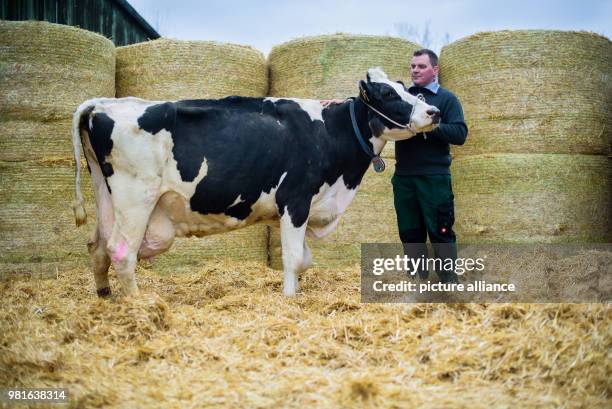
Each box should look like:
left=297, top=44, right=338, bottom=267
left=270, top=160, right=398, bottom=270
left=0, top=21, right=115, bottom=162
left=439, top=30, right=612, bottom=156
left=452, top=153, right=611, bottom=243
left=269, top=34, right=421, bottom=99
left=0, top=160, right=96, bottom=273
left=116, top=38, right=268, bottom=100
left=0, top=20, right=115, bottom=122
left=269, top=34, right=422, bottom=160
left=0, top=119, right=72, bottom=161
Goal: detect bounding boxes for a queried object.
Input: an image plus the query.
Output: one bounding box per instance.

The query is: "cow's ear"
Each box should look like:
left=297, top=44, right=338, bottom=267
left=359, top=80, right=371, bottom=102
left=366, top=72, right=371, bottom=82
left=396, top=80, right=409, bottom=92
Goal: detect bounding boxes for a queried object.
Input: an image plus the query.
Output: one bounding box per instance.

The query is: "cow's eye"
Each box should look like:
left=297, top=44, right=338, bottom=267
left=382, top=89, right=394, bottom=98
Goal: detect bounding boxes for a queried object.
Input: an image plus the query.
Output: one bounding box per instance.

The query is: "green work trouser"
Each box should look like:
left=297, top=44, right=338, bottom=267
left=391, top=174, right=458, bottom=283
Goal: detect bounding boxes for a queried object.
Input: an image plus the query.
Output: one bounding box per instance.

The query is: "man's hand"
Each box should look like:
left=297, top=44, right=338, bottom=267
left=320, top=99, right=345, bottom=108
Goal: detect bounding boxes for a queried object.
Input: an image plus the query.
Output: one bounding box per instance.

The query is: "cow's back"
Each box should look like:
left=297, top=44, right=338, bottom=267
left=87, top=96, right=359, bottom=233
left=160, top=97, right=340, bottom=225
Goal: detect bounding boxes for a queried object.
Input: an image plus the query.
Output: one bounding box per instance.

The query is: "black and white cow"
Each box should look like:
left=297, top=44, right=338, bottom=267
left=72, top=67, right=440, bottom=297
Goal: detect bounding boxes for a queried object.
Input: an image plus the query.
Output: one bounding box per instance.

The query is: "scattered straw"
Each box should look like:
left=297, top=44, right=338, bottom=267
left=452, top=153, right=611, bottom=243
left=116, top=38, right=268, bottom=100
left=269, top=34, right=422, bottom=159
left=439, top=30, right=612, bottom=156
left=0, top=261, right=609, bottom=408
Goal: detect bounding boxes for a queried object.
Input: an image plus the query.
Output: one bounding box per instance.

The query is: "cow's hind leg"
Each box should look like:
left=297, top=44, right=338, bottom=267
left=88, top=228, right=111, bottom=297
left=107, top=180, right=160, bottom=296
left=300, top=242, right=312, bottom=273
left=280, top=212, right=308, bottom=297
left=108, top=212, right=154, bottom=295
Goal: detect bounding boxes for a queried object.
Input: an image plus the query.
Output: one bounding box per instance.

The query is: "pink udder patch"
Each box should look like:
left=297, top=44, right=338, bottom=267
left=111, top=241, right=128, bottom=263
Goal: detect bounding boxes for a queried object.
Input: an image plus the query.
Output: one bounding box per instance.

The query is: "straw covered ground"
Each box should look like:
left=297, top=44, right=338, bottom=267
left=439, top=30, right=612, bottom=156
left=116, top=38, right=268, bottom=100
left=1, top=262, right=610, bottom=408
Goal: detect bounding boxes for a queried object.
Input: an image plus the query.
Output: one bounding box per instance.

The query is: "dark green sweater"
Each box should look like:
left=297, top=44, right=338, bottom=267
left=395, top=85, right=468, bottom=175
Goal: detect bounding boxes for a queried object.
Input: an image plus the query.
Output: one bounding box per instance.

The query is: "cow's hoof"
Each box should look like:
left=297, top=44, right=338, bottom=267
left=96, top=287, right=111, bottom=298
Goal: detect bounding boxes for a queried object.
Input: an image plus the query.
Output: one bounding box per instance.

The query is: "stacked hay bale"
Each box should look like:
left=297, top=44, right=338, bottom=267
left=0, top=22, right=115, bottom=161
left=268, top=34, right=422, bottom=269
left=116, top=39, right=269, bottom=269
left=269, top=34, right=421, bottom=160
left=116, top=38, right=268, bottom=99
left=0, top=21, right=115, bottom=274
left=439, top=30, right=612, bottom=242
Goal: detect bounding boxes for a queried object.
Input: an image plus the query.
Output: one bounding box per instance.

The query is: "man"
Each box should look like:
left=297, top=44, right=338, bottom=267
left=392, top=49, right=467, bottom=283
left=322, top=49, right=467, bottom=283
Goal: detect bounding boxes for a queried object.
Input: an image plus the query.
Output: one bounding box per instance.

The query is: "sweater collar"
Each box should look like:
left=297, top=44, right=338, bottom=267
left=409, top=80, right=440, bottom=95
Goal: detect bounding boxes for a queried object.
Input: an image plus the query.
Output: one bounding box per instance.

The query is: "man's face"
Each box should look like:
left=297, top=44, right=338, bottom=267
left=411, top=54, right=439, bottom=87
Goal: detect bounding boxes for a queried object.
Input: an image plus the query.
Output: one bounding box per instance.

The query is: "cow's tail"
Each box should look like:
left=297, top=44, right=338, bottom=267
left=71, top=100, right=95, bottom=227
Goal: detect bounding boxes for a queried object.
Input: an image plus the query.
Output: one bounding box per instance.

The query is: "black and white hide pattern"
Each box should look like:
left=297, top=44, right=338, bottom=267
left=71, top=67, right=440, bottom=297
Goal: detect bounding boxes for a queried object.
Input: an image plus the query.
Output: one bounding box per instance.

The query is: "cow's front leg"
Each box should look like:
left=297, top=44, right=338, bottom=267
left=280, top=211, right=308, bottom=297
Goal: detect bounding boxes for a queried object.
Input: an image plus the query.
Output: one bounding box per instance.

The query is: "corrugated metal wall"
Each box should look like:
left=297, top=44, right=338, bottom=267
left=0, top=0, right=159, bottom=46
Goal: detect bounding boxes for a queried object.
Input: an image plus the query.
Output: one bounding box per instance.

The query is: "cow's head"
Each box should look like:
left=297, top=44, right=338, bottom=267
left=360, top=67, right=440, bottom=141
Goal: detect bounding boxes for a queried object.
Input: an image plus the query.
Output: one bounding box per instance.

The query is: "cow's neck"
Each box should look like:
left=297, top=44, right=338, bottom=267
left=350, top=98, right=387, bottom=156
left=323, top=98, right=387, bottom=188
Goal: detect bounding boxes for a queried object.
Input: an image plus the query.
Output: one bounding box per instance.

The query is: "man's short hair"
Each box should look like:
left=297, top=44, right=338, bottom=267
left=413, top=49, right=439, bottom=67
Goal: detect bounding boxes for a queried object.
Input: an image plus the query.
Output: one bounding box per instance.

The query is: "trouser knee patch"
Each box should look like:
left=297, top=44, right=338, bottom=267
left=431, top=201, right=456, bottom=243
left=399, top=228, right=426, bottom=243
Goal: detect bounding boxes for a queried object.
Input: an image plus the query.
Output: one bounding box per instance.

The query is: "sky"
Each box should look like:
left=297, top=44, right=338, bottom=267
left=127, top=0, right=612, bottom=55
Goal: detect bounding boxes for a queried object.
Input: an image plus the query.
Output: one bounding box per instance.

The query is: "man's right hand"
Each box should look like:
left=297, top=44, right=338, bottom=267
left=320, top=99, right=345, bottom=108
